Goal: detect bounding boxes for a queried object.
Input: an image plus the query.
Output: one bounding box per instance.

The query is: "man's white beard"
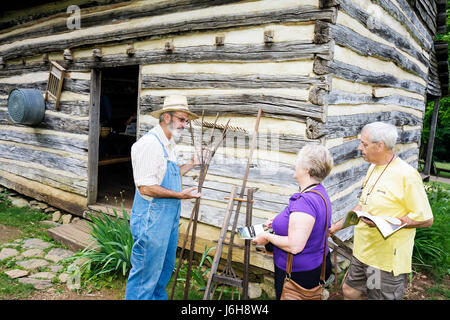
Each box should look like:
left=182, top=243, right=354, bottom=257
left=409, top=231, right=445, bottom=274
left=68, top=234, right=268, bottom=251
left=167, top=121, right=183, bottom=141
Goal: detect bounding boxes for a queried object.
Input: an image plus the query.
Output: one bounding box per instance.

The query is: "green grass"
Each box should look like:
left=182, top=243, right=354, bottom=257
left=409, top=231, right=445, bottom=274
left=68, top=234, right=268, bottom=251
left=426, top=283, right=450, bottom=300
left=0, top=194, right=50, bottom=239
left=0, top=191, right=69, bottom=299
left=413, top=181, right=450, bottom=280
left=0, top=273, right=35, bottom=300
left=435, top=162, right=450, bottom=179
left=435, top=162, right=450, bottom=170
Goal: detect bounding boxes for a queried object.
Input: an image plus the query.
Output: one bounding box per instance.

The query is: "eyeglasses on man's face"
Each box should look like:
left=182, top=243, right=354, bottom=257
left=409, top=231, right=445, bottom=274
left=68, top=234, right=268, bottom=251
left=171, top=114, right=190, bottom=125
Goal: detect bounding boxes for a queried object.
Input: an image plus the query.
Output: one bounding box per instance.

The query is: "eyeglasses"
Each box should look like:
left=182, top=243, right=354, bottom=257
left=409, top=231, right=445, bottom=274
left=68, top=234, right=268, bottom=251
left=171, top=114, right=190, bottom=125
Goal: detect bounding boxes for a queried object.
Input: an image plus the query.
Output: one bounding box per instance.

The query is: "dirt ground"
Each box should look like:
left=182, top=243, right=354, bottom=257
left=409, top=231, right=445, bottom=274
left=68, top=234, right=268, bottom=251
left=1, top=223, right=447, bottom=300
left=0, top=224, right=23, bottom=243
left=26, top=284, right=125, bottom=300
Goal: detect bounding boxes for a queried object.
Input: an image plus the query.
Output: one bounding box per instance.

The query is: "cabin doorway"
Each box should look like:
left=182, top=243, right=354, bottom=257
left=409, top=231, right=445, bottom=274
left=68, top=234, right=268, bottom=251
left=89, top=65, right=139, bottom=211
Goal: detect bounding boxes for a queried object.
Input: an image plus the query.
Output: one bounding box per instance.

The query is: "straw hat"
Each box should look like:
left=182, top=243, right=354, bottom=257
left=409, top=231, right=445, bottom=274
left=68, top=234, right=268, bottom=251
left=150, top=95, right=199, bottom=120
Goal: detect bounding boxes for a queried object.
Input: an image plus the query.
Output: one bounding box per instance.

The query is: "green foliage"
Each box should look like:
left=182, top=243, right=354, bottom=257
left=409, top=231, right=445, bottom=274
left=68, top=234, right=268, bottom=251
left=0, top=190, right=50, bottom=239
left=413, top=183, right=450, bottom=280
left=0, top=273, right=35, bottom=300
left=176, top=245, right=215, bottom=291
left=424, top=2, right=449, bottom=162
left=64, top=207, right=133, bottom=285
left=421, top=98, right=450, bottom=162
left=172, top=245, right=242, bottom=299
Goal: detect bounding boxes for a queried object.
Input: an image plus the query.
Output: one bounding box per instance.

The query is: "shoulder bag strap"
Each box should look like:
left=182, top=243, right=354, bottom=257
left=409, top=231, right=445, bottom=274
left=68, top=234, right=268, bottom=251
left=285, top=190, right=329, bottom=283
left=307, top=190, right=329, bottom=283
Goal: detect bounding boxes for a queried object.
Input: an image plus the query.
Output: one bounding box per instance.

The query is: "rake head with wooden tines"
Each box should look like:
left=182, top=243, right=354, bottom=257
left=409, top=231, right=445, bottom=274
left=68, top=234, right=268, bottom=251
left=193, top=119, right=248, bottom=134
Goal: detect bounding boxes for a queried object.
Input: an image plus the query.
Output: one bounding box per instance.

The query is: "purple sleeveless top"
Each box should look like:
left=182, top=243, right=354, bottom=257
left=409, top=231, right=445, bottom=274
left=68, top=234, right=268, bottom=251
left=272, top=184, right=331, bottom=272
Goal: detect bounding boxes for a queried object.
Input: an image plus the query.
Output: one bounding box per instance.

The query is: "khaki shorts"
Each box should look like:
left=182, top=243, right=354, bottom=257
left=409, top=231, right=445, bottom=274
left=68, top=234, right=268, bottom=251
left=344, top=256, right=408, bottom=300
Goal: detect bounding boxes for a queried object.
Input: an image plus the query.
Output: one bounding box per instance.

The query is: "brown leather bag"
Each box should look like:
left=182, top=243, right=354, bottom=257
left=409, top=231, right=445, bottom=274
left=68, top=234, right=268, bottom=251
left=280, top=190, right=329, bottom=300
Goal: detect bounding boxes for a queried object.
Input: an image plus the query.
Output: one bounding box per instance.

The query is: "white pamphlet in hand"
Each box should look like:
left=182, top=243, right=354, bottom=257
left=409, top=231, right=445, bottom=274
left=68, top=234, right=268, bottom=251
left=237, top=224, right=271, bottom=240
left=342, top=210, right=407, bottom=238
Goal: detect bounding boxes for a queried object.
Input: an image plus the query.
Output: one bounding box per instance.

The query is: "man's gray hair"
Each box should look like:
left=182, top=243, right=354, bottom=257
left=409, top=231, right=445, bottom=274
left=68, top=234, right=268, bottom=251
left=159, top=111, right=173, bottom=123
left=362, top=122, right=398, bottom=150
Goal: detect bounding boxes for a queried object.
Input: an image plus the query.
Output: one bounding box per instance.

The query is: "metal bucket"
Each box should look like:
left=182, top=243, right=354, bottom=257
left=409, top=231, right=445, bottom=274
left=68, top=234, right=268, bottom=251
left=7, top=88, right=45, bottom=125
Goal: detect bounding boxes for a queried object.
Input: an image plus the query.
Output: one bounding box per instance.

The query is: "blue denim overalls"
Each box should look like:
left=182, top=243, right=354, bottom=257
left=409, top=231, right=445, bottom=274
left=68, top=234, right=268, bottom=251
left=125, top=132, right=182, bottom=300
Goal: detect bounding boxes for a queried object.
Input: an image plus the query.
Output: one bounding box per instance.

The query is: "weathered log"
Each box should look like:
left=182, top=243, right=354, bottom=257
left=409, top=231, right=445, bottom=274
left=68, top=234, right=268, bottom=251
left=141, top=73, right=329, bottom=90
left=139, top=122, right=316, bottom=154
left=0, top=78, right=90, bottom=97
left=0, top=126, right=88, bottom=155
left=334, top=0, right=430, bottom=66
left=1, top=7, right=337, bottom=61
left=38, top=113, right=89, bottom=135
left=324, top=162, right=370, bottom=197
left=306, top=117, right=327, bottom=139
left=0, top=61, right=50, bottom=77
left=329, top=139, right=361, bottom=166
left=1, top=107, right=89, bottom=135
left=92, top=48, right=103, bottom=60
left=371, top=0, right=433, bottom=50
left=309, top=86, right=327, bottom=105
left=327, top=90, right=425, bottom=112
left=316, top=21, right=428, bottom=81
left=322, top=59, right=426, bottom=96
left=323, top=111, right=422, bottom=139
left=140, top=94, right=324, bottom=122
left=0, top=159, right=87, bottom=196
left=0, top=0, right=245, bottom=43
left=44, top=101, right=90, bottom=118
left=64, top=41, right=329, bottom=70
left=0, top=141, right=87, bottom=177
left=328, top=130, right=421, bottom=166
left=0, top=169, right=87, bottom=216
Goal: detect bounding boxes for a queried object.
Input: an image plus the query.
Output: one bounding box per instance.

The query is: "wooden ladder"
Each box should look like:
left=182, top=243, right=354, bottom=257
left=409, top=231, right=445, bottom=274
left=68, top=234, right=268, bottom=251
left=203, top=187, right=254, bottom=300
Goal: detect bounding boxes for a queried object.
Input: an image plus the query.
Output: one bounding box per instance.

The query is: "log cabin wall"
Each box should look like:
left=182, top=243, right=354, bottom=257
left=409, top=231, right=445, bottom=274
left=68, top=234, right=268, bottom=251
left=0, top=0, right=333, bottom=271
left=0, top=62, right=91, bottom=214
left=0, top=0, right=443, bottom=272
left=316, top=0, right=437, bottom=240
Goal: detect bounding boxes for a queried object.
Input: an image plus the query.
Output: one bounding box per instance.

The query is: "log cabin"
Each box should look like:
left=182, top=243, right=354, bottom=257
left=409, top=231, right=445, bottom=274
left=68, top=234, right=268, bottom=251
left=0, top=0, right=448, bottom=273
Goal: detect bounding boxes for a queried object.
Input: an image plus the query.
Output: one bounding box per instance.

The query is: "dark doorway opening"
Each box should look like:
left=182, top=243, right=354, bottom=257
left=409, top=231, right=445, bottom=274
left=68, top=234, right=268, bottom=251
left=96, top=65, right=139, bottom=210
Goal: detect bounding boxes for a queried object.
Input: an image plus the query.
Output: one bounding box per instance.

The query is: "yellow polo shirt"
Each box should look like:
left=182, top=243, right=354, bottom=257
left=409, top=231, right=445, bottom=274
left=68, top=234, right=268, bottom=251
left=353, top=157, right=433, bottom=276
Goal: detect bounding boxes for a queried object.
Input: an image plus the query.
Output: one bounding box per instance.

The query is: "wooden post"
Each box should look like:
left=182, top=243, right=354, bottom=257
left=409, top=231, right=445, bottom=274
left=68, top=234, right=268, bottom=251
left=242, top=188, right=253, bottom=300
left=424, top=98, right=440, bottom=176
left=87, top=69, right=101, bottom=205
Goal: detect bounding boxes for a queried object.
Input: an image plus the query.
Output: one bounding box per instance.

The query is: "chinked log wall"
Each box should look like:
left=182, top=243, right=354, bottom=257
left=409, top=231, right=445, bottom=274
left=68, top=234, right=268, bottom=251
left=0, top=0, right=336, bottom=271
left=316, top=0, right=432, bottom=239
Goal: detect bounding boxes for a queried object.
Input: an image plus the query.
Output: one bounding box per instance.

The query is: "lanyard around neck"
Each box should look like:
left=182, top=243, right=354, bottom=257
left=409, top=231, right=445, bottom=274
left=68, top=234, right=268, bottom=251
left=362, top=154, right=396, bottom=200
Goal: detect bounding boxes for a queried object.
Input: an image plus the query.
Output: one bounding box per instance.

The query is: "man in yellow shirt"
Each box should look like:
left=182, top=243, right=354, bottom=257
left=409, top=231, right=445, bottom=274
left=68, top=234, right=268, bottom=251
left=330, top=122, right=433, bottom=300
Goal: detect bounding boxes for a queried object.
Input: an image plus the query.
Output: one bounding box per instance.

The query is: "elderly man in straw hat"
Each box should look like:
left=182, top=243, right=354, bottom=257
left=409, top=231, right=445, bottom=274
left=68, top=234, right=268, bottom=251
left=125, top=95, right=201, bottom=300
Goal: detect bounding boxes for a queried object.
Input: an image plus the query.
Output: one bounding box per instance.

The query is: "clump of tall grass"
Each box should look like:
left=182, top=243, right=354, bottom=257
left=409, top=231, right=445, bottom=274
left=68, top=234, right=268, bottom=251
left=65, top=207, right=133, bottom=284
left=413, top=182, right=449, bottom=280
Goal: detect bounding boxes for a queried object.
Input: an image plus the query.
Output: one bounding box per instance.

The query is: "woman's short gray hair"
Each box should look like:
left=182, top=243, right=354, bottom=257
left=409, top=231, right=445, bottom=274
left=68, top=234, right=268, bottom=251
left=362, top=122, right=398, bottom=150
left=296, top=145, right=334, bottom=182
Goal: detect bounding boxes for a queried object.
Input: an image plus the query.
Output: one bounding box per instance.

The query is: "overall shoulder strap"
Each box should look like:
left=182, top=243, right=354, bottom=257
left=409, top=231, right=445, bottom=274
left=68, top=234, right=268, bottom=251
left=148, top=131, right=169, bottom=158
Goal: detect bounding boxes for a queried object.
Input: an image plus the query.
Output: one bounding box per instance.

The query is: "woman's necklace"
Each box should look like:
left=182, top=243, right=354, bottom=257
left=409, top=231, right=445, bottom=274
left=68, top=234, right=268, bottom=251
left=362, top=154, right=396, bottom=205
left=299, top=182, right=319, bottom=193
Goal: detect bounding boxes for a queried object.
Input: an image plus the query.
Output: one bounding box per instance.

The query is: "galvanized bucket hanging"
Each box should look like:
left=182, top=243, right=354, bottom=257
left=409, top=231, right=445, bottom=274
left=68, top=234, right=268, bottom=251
left=7, top=88, right=45, bottom=125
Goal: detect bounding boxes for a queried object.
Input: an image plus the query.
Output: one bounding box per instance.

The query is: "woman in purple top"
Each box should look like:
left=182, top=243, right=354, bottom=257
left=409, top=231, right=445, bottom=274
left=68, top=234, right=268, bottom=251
left=253, top=145, right=334, bottom=299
